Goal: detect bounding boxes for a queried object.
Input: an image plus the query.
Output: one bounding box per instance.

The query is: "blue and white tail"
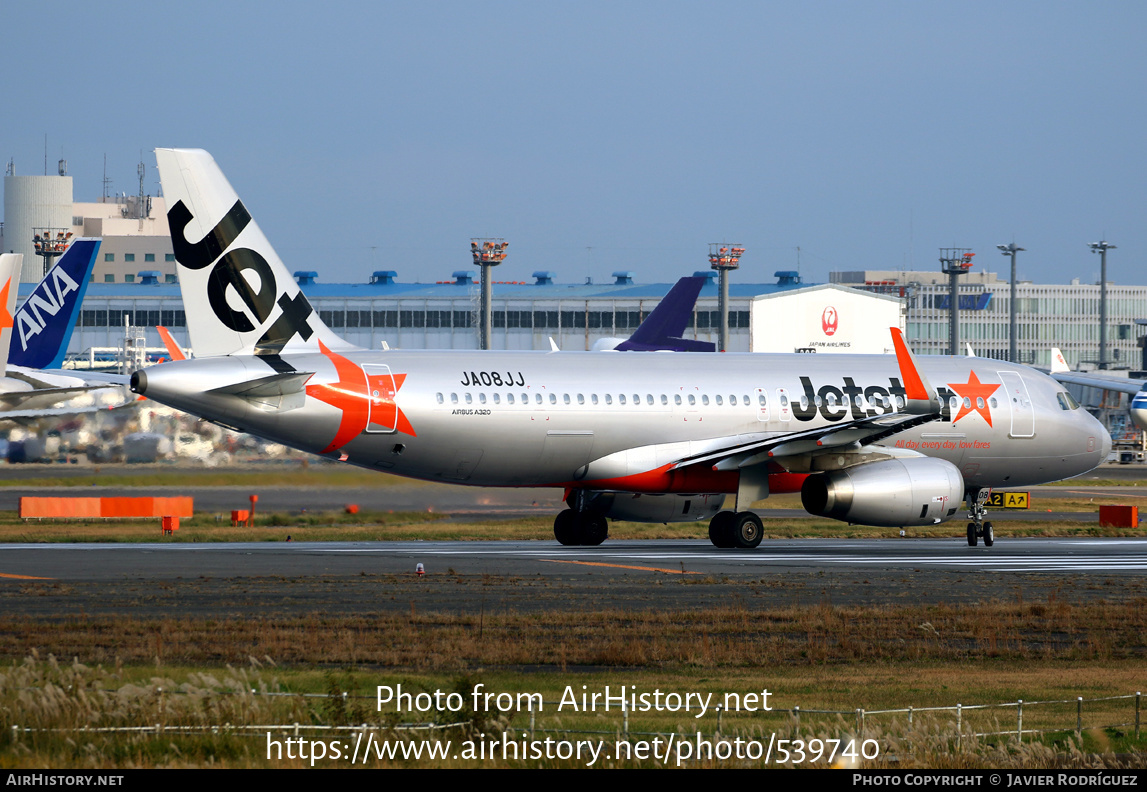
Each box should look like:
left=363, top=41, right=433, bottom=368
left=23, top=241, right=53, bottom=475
left=7, top=240, right=99, bottom=370
left=155, top=148, right=353, bottom=358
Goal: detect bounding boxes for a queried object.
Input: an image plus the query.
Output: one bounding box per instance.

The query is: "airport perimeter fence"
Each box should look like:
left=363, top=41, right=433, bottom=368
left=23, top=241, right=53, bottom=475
left=6, top=686, right=1143, bottom=747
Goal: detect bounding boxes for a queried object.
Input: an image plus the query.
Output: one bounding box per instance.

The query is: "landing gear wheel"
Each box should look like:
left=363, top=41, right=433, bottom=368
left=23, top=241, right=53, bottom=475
left=580, top=515, right=608, bottom=546
left=708, top=511, right=736, bottom=548
left=967, top=523, right=978, bottom=547
left=731, top=511, right=764, bottom=549
left=554, top=510, right=579, bottom=546
left=982, top=521, right=994, bottom=547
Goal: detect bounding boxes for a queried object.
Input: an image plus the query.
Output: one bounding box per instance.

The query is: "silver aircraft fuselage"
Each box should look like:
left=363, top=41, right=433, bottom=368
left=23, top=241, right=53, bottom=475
left=133, top=347, right=1110, bottom=494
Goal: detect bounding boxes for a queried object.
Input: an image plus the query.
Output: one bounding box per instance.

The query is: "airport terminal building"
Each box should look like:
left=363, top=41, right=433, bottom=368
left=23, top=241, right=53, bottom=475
left=4, top=170, right=1145, bottom=371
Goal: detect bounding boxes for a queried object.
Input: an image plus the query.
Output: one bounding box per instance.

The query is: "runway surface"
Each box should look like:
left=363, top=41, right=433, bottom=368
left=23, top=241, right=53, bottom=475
left=3, top=538, right=1145, bottom=618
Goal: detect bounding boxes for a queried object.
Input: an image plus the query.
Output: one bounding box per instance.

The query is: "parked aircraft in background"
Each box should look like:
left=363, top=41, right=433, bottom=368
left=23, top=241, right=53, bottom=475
left=8, top=238, right=98, bottom=370
left=1048, top=347, right=1147, bottom=433
left=133, top=149, right=1110, bottom=549
left=591, top=276, right=716, bottom=352
left=0, top=242, right=129, bottom=419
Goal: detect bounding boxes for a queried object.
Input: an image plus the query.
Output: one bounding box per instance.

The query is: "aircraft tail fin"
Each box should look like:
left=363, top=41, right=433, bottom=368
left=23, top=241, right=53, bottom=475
left=154, top=148, right=353, bottom=359
left=1050, top=347, right=1070, bottom=374
left=8, top=240, right=99, bottom=370
left=616, top=276, right=715, bottom=352
left=0, top=253, right=23, bottom=371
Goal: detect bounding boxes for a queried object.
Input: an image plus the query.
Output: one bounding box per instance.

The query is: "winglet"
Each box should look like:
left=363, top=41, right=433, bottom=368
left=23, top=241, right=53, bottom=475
left=156, top=326, right=187, bottom=361
left=1050, top=347, right=1069, bottom=374
left=890, top=327, right=938, bottom=414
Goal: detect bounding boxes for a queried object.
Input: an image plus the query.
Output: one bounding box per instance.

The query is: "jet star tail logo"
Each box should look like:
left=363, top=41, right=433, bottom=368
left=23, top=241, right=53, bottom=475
left=947, top=371, right=1000, bottom=427
left=305, top=341, right=415, bottom=453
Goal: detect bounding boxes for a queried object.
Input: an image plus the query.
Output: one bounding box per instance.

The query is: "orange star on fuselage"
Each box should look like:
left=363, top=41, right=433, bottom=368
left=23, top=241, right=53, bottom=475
left=947, top=371, right=1000, bottom=427
left=305, top=341, right=415, bottom=454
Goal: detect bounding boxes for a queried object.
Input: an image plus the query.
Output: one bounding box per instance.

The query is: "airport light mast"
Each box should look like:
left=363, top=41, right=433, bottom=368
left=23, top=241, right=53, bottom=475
left=939, top=248, right=975, bottom=356
left=32, top=229, right=73, bottom=276
left=709, top=243, right=745, bottom=352
left=1089, top=240, right=1116, bottom=369
left=471, top=238, right=508, bottom=350
left=996, top=242, right=1025, bottom=363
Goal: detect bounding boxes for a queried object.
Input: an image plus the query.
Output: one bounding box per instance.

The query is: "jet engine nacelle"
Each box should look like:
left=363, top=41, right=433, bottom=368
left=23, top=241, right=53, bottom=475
left=1130, top=392, right=1147, bottom=432
left=800, top=457, right=963, bottom=527
left=585, top=491, right=725, bottom=523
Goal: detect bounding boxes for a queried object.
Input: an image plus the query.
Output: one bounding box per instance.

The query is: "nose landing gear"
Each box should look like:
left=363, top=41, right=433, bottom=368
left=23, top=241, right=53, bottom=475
left=966, top=489, right=994, bottom=547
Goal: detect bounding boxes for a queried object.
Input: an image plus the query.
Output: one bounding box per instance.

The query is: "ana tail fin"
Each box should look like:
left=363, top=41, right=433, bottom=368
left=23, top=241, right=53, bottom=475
left=155, top=148, right=352, bottom=358
left=8, top=240, right=98, bottom=369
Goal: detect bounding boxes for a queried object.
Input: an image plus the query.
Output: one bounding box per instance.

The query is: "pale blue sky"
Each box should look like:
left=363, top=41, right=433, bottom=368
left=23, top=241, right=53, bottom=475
left=4, top=1, right=1145, bottom=286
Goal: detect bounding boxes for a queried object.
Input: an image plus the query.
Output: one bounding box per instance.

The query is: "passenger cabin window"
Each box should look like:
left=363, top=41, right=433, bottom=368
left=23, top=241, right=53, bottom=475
left=479, top=393, right=487, bottom=404
left=465, top=393, right=473, bottom=404
left=507, top=393, right=515, bottom=404
left=591, top=394, right=599, bottom=405
left=564, top=394, right=571, bottom=405
left=661, top=394, right=668, bottom=405
left=451, top=393, right=459, bottom=404
left=716, top=395, right=723, bottom=406
left=688, top=395, right=696, bottom=406
left=436, top=393, right=444, bottom=404
left=674, top=395, right=682, bottom=405
left=619, top=394, right=627, bottom=405
left=702, top=395, right=709, bottom=406
left=605, top=394, right=613, bottom=405
left=577, top=394, right=585, bottom=405
left=535, top=393, right=543, bottom=404
left=646, top=394, right=653, bottom=405
left=549, top=393, right=557, bottom=404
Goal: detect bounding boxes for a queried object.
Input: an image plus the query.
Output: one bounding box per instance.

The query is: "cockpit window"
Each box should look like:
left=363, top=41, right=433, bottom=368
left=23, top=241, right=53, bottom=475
left=1057, top=392, right=1080, bottom=410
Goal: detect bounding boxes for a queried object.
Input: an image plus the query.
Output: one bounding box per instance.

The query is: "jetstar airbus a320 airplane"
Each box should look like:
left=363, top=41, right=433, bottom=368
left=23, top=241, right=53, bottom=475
left=132, top=149, right=1111, bottom=549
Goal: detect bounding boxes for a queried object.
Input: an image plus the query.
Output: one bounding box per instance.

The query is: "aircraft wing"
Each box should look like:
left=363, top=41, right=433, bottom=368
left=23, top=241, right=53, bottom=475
left=1050, top=370, right=1145, bottom=395
left=0, top=384, right=123, bottom=409
left=670, top=409, right=938, bottom=473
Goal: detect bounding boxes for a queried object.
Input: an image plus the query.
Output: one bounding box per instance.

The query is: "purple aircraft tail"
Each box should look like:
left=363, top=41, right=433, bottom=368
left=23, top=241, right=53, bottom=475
left=615, top=276, right=717, bottom=352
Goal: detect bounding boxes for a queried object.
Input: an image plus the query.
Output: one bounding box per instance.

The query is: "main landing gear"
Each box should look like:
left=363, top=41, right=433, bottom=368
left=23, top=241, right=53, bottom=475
left=553, top=510, right=608, bottom=546
left=554, top=491, right=608, bottom=546
left=708, top=510, right=764, bottom=549
left=966, top=489, right=994, bottom=547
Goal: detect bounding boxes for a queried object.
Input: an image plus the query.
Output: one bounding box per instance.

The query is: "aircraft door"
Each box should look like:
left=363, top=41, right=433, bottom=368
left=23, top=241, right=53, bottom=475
left=363, top=364, right=399, bottom=434
left=775, top=388, right=792, bottom=422
left=997, top=370, right=1035, bottom=438
left=755, top=388, right=770, bottom=422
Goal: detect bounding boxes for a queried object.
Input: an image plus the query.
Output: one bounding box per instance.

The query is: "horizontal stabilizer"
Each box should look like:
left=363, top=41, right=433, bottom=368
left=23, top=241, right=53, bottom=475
left=207, top=371, right=313, bottom=399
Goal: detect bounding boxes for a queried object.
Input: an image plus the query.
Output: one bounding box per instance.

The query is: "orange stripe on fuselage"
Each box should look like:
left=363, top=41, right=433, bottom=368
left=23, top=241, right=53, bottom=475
left=552, top=465, right=808, bottom=495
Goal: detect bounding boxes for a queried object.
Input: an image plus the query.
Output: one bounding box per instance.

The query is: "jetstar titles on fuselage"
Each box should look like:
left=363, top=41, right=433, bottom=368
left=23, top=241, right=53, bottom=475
left=790, top=373, right=1000, bottom=425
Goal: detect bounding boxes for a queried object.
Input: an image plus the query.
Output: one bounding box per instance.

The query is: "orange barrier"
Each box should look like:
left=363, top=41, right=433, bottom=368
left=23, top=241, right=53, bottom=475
left=1099, top=505, right=1139, bottom=528
left=231, top=509, right=250, bottom=527
left=20, top=496, right=193, bottom=520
